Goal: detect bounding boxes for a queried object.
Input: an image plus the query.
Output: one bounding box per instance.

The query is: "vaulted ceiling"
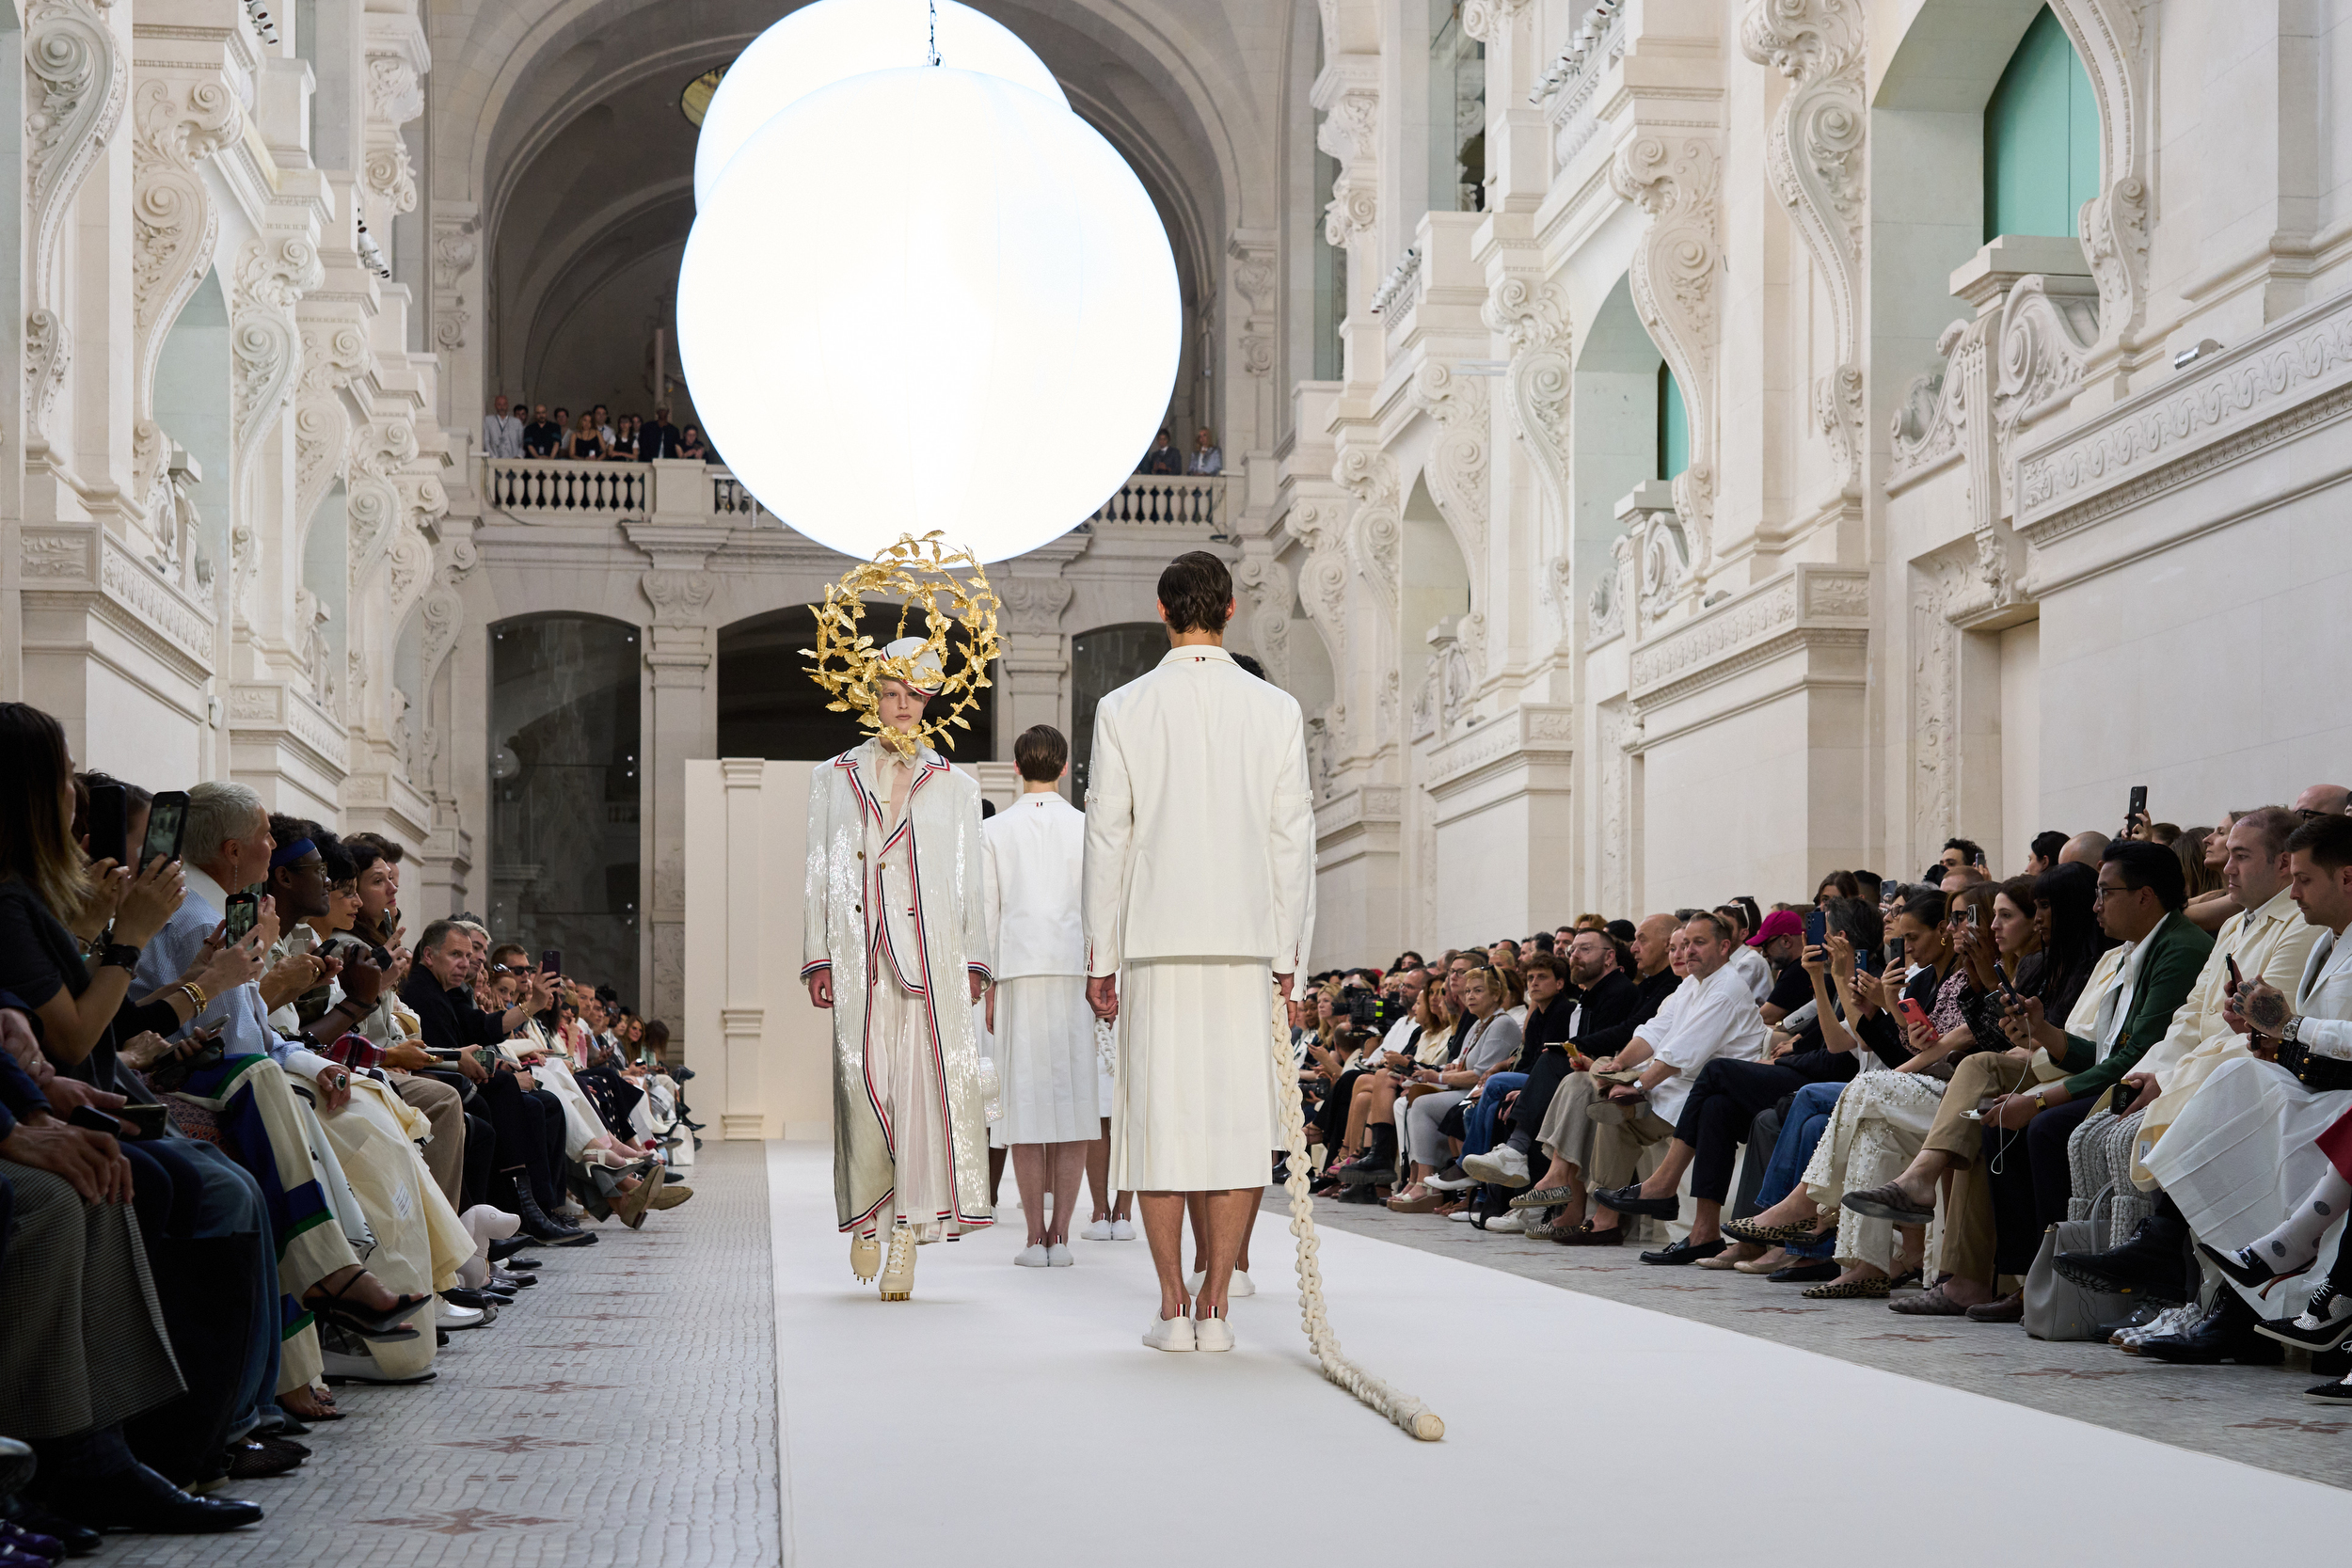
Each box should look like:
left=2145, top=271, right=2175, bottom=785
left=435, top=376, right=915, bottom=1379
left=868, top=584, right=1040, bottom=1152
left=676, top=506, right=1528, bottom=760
left=428, top=0, right=1294, bottom=428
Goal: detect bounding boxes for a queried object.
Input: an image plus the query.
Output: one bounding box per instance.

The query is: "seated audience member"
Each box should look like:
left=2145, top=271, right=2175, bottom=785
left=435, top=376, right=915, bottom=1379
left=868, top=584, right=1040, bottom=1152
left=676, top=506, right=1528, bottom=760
left=1717, top=903, right=1771, bottom=1002
left=1705, top=888, right=1971, bottom=1294
left=2296, top=784, right=2352, bottom=816
left=1570, top=913, right=1768, bottom=1256
left=1592, top=898, right=1884, bottom=1262
left=2026, top=830, right=2069, bottom=876
left=2061, top=830, right=2110, bottom=867
left=2130, top=813, right=2352, bottom=1367
left=1385, top=967, right=1519, bottom=1212
left=1462, top=931, right=1641, bottom=1195
left=1840, top=867, right=2100, bottom=1314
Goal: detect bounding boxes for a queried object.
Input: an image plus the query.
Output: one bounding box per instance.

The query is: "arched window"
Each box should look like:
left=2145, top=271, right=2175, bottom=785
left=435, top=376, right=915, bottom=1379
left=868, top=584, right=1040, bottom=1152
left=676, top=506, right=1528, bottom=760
left=1983, top=7, right=2100, bottom=242
left=1070, top=624, right=1169, bottom=800
left=1658, top=366, right=1690, bottom=482
left=714, top=605, right=995, bottom=763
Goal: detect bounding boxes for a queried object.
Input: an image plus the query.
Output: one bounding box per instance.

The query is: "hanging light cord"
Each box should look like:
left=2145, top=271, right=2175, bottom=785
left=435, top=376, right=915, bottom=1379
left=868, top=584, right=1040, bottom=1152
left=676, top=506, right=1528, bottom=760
left=927, top=0, right=941, bottom=66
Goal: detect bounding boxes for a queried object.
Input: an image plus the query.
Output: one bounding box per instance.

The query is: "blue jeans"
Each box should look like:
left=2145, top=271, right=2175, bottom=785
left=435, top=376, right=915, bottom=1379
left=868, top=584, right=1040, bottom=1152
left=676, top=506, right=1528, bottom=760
left=1463, top=1073, right=1526, bottom=1158
left=1756, top=1081, right=1843, bottom=1259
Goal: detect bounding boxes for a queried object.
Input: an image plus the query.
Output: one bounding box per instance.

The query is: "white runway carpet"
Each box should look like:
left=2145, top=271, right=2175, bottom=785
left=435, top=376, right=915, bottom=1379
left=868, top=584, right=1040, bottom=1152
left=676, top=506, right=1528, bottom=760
left=767, top=1143, right=2352, bottom=1565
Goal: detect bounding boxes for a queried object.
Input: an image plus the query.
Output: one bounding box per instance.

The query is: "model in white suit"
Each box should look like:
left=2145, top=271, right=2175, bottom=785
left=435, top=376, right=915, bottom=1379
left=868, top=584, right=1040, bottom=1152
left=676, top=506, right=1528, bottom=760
left=982, top=728, right=1099, bottom=1264
left=1082, top=554, right=1315, bottom=1351
left=803, top=644, right=993, bottom=1301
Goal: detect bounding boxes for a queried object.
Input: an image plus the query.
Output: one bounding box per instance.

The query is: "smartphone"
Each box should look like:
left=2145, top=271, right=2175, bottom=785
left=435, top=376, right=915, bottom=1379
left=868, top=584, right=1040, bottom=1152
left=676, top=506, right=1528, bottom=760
left=1961, top=904, right=1979, bottom=929
left=2226, top=953, right=2244, bottom=990
left=1803, top=910, right=1827, bottom=948
left=224, top=890, right=261, bottom=943
left=66, top=1105, right=123, bottom=1136
left=140, top=790, right=189, bottom=869
left=541, top=948, right=563, bottom=976
left=115, top=1103, right=167, bottom=1139
left=2127, top=784, right=2148, bottom=829
left=86, top=782, right=128, bottom=869
left=1899, top=997, right=1939, bottom=1043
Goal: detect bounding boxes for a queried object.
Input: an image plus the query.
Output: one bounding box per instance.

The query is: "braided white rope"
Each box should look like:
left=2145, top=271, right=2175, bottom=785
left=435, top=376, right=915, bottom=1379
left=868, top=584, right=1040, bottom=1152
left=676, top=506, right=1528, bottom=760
left=1266, top=994, right=1444, bottom=1441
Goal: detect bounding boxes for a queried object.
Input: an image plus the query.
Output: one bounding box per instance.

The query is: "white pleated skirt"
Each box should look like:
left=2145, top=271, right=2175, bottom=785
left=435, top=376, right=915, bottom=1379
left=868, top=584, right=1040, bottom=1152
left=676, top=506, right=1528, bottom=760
left=992, top=975, right=1100, bottom=1145
left=1110, top=958, right=1279, bottom=1192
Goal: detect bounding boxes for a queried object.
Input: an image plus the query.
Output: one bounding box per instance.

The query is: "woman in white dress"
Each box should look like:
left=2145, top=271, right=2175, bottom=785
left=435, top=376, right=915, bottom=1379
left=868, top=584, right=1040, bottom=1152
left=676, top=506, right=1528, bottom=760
left=981, top=725, right=1099, bottom=1265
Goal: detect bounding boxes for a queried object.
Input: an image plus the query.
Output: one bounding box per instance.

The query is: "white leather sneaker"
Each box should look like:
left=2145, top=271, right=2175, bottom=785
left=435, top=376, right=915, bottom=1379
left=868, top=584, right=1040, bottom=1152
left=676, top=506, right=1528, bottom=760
left=1110, top=1218, right=1136, bottom=1241
left=1080, top=1217, right=1115, bottom=1241
left=1193, top=1314, right=1235, bottom=1352
left=1047, top=1244, right=1073, bottom=1266
left=1014, top=1243, right=1051, bottom=1268
left=1142, top=1311, right=1197, bottom=1352
left=1186, top=1268, right=1257, bottom=1296
left=1462, top=1145, right=1531, bottom=1188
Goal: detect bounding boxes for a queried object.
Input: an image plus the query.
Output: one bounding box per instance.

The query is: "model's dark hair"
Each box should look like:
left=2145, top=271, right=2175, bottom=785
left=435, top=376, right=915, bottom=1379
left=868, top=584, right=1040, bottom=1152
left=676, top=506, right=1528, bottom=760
left=1012, top=724, right=1068, bottom=784
left=2104, top=839, right=2187, bottom=911
left=1156, top=550, right=1232, bottom=634
left=2287, top=812, right=2352, bottom=871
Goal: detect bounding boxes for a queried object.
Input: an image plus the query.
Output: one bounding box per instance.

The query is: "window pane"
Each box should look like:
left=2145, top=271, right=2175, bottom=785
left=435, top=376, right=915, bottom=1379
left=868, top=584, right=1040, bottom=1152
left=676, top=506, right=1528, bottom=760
left=1984, top=7, right=2099, bottom=242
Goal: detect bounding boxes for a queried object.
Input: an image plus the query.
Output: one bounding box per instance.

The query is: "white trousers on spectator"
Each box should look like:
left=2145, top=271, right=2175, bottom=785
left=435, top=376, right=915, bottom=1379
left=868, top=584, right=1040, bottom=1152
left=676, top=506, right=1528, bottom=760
left=1803, top=1069, right=1944, bottom=1275
left=1406, top=1089, right=1469, bottom=1169
left=530, top=1061, right=613, bottom=1157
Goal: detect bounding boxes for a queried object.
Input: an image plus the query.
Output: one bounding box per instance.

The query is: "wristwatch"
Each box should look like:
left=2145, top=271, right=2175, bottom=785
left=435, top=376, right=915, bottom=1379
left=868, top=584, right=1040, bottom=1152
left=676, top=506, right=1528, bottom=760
left=96, top=942, right=141, bottom=972
left=2283, top=1017, right=2305, bottom=1046
left=2029, top=1088, right=2047, bottom=1112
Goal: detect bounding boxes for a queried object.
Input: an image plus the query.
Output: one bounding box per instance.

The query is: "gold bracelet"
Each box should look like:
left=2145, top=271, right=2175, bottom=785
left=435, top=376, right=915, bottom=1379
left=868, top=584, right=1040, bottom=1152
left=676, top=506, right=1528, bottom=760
left=178, top=980, right=208, bottom=1013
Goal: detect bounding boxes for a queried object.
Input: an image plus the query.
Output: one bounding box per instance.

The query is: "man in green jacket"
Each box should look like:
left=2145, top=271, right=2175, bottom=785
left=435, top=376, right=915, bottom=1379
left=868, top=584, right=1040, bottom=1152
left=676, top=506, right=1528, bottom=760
left=1981, top=842, right=2211, bottom=1317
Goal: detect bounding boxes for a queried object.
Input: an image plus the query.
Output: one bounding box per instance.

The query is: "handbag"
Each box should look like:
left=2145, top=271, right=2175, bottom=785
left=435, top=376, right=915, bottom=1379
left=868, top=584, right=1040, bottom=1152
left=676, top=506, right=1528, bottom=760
left=2023, top=1182, right=2134, bottom=1340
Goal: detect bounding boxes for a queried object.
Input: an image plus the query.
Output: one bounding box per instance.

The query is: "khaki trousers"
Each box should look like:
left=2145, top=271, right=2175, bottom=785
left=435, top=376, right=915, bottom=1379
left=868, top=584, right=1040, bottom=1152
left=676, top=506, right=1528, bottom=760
left=1536, top=1071, right=1674, bottom=1190
left=1929, top=1053, right=2045, bottom=1290
left=1590, top=1103, right=1678, bottom=1192
left=394, top=1073, right=467, bottom=1210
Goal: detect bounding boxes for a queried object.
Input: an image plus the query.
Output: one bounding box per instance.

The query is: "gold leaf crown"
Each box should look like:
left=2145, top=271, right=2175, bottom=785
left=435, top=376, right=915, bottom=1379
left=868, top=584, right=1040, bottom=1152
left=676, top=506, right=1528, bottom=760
left=802, top=532, right=1002, bottom=757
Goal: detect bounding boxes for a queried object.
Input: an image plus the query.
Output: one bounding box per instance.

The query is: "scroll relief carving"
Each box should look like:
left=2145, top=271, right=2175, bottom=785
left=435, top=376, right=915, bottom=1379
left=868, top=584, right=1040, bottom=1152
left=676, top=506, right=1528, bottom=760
left=132, top=73, right=244, bottom=511
left=1228, top=237, right=1278, bottom=379
left=432, top=221, right=478, bottom=355
left=1484, top=274, right=1574, bottom=546
left=1232, top=554, right=1295, bottom=689
left=1608, top=135, right=1720, bottom=578
left=1409, top=360, right=1491, bottom=557
left=1314, top=79, right=1380, bottom=248
left=24, top=0, right=131, bottom=443
left=1740, top=0, right=1867, bottom=495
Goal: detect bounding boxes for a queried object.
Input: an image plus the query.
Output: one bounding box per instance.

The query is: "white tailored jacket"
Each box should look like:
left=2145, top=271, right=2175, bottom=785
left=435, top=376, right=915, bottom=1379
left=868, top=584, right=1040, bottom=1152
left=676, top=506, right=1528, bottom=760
left=1081, top=643, right=1316, bottom=977
left=2290, top=926, right=2352, bottom=1060
left=982, top=792, right=1087, bottom=978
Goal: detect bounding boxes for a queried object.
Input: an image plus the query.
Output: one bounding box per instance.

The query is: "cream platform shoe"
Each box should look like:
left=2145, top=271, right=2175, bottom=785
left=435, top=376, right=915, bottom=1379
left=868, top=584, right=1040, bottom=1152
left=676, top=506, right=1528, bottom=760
left=878, top=1223, right=917, bottom=1301
left=850, top=1231, right=882, bottom=1283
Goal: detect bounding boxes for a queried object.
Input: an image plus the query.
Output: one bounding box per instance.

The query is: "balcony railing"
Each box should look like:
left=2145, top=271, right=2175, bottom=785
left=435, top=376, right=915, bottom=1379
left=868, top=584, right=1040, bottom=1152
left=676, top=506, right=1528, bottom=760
left=481, top=459, right=1236, bottom=540
left=1089, top=474, right=1233, bottom=531
left=483, top=458, right=648, bottom=520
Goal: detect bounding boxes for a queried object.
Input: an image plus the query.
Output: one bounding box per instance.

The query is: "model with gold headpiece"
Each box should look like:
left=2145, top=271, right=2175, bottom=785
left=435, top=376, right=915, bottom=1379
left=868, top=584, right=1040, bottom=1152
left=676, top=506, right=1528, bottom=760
left=800, top=533, right=1003, bottom=1300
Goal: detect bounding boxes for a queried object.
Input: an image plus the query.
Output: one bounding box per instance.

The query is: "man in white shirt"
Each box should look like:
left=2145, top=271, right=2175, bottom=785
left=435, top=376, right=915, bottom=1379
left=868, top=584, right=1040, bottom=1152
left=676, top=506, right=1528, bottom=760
left=981, top=724, right=1097, bottom=1267
left=1083, top=551, right=1315, bottom=1352
left=482, top=394, right=524, bottom=458
left=1588, top=912, right=1771, bottom=1259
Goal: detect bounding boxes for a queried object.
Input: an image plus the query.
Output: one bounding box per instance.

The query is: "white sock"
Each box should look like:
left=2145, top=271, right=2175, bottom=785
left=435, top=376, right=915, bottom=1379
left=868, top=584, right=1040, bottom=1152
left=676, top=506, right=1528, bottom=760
left=2246, top=1168, right=2352, bottom=1269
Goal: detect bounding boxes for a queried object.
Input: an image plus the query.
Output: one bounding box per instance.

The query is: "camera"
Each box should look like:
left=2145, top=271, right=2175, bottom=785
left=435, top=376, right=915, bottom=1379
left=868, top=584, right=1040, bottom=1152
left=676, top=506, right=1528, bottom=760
left=1341, top=991, right=1403, bottom=1034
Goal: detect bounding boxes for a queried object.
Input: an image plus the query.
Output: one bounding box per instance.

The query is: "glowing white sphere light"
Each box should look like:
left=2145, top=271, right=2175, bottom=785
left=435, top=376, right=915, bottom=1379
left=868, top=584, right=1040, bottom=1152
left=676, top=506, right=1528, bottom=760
left=692, top=0, right=1064, bottom=211
left=677, top=67, right=1181, bottom=564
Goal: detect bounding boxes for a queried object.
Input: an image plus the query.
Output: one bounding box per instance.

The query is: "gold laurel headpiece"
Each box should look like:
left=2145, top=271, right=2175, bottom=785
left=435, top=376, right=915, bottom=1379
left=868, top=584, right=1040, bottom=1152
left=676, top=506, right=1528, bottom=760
left=802, top=531, right=1002, bottom=758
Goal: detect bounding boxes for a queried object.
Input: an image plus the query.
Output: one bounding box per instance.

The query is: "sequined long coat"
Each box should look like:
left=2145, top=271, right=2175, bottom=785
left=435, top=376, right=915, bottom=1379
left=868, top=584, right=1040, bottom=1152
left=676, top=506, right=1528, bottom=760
left=801, top=739, right=995, bottom=1233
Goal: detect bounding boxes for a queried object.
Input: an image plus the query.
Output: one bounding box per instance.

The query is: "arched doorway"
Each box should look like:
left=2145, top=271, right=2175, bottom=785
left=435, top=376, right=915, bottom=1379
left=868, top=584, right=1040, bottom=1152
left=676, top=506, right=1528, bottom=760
left=716, top=605, right=997, bottom=763
left=1070, top=623, right=1168, bottom=800
left=487, top=613, right=644, bottom=994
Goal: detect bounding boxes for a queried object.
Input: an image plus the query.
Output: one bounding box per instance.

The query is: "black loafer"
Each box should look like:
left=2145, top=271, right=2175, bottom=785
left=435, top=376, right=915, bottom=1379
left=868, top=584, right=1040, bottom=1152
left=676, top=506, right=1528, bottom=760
left=44, top=1465, right=263, bottom=1534
left=1593, top=1183, right=1680, bottom=1221
left=10, top=1507, right=102, bottom=1559
left=1639, top=1238, right=1725, bottom=1265
left=1769, top=1259, right=1840, bottom=1284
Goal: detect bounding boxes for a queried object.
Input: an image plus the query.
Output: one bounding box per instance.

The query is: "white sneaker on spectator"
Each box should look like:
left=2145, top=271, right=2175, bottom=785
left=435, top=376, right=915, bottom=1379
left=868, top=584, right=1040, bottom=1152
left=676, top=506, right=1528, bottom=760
left=1448, top=1209, right=1476, bottom=1223
left=1484, top=1212, right=1525, bottom=1233
left=1462, top=1146, right=1530, bottom=1188
left=1014, top=1244, right=1051, bottom=1267
left=1047, top=1244, right=1073, bottom=1266
left=1081, top=1217, right=1115, bottom=1241
left=1110, top=1218, right=1137, bottom=1241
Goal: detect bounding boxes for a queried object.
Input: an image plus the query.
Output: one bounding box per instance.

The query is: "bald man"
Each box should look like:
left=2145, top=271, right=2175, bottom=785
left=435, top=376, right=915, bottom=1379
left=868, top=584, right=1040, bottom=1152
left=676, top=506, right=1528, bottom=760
left=2061, top=830, right=2111, bottom=867
left=2295, top=784, right=2351, bottom=816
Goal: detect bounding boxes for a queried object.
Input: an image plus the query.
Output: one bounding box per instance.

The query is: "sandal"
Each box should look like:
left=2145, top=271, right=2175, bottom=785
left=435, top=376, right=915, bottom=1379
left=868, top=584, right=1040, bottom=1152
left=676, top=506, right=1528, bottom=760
left=302, top=1273, right=428, bottom=1342
left=1723, top=1215, right=1830, bottom=1246
left=1802, top=1275, right=1891, bottom=1300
